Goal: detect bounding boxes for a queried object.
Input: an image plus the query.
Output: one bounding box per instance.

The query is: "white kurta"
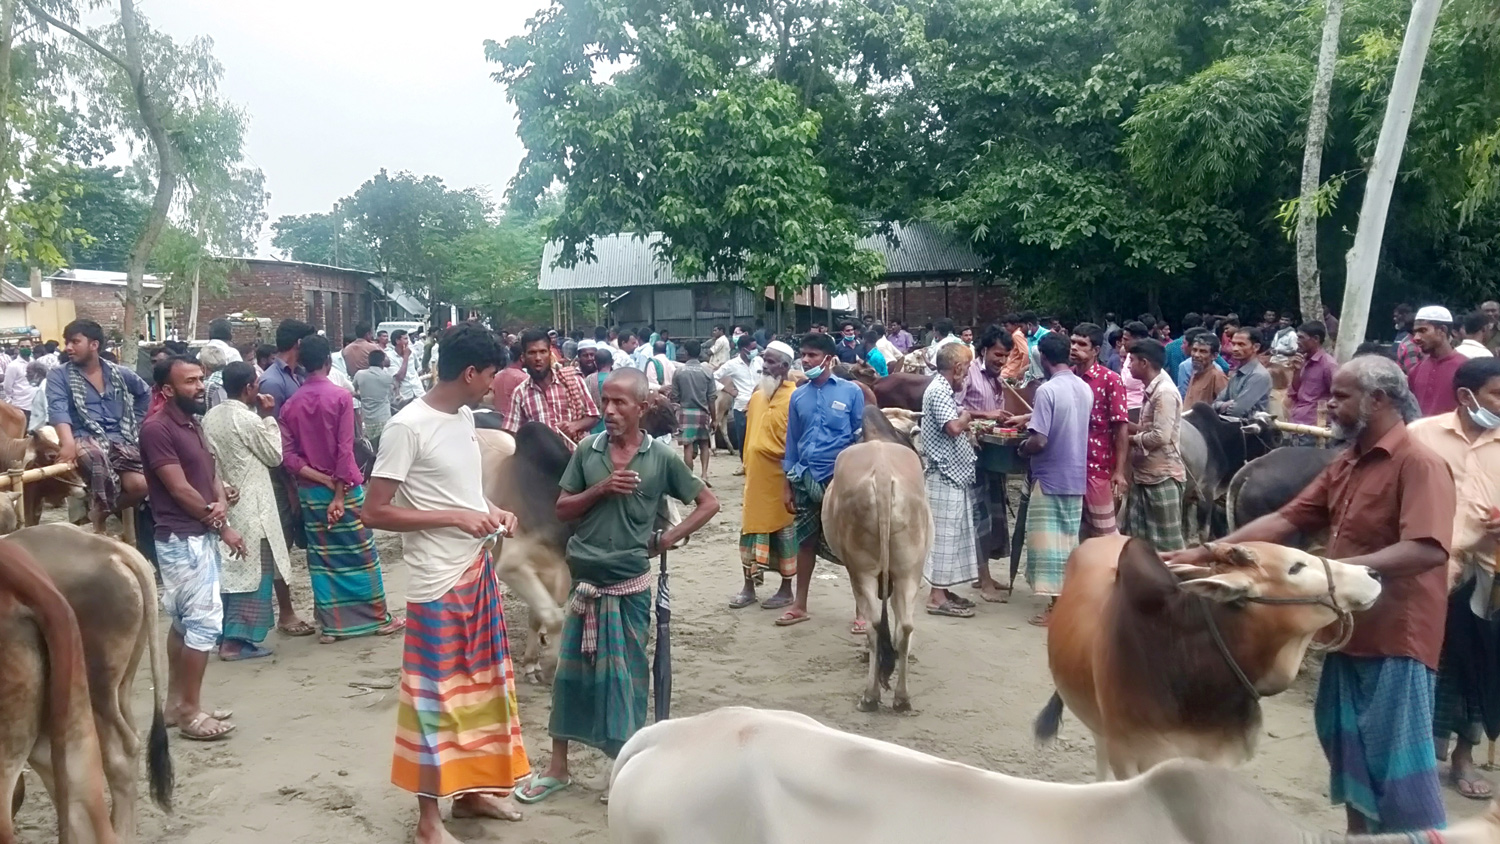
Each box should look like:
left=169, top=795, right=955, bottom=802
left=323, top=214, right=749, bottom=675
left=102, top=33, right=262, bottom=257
left=202, top=398, right=292, bottom=593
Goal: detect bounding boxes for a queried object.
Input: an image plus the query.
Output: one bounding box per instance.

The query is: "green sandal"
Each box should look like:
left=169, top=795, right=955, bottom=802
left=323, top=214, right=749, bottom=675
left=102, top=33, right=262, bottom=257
left=514, top=775, right=572, bottom=804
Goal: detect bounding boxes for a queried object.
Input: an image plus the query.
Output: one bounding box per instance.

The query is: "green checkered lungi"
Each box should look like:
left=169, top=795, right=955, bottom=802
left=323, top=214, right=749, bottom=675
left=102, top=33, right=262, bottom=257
left=1024, top=482, right=1083, bottom=597
left=791, top=472, right=841, bottom=564
left=549, top=587, right=652, bottom=758
left=1123, top=478, right=1187, bottom=552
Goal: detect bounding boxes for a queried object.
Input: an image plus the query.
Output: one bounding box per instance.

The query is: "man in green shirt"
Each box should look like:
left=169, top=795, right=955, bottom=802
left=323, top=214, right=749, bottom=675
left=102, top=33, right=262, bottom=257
left=516, top=367, right=720, bottom=804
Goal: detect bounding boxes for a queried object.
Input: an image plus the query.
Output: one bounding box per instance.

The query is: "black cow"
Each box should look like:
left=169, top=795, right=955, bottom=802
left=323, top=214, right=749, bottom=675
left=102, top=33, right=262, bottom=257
left=1226, top=446, right=1342, bottom=542
left=1181, top=403, right=1281, bottom=540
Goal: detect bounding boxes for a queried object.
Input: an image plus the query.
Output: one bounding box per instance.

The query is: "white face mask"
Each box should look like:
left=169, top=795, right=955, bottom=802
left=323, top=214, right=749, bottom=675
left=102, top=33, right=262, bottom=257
left=1462, top=388, right=1500, bottom=430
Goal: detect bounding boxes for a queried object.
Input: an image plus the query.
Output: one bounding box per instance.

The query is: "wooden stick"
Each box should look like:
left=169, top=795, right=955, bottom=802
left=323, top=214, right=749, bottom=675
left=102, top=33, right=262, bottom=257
left=1002, top=379, right=1033, bottom=413
left=1271, top=420, right=1335, bottom=439
left=0, top=461, right=77, bottom=491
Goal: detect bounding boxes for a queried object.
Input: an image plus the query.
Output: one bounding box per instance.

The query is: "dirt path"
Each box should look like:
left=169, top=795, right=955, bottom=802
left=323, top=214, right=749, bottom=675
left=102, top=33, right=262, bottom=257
left=13, top=457, right=1490, bottom=842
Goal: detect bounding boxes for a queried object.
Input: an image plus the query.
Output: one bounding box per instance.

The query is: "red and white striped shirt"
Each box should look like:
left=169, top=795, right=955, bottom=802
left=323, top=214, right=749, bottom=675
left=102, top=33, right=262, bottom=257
left=504, top=368, right=600, bottom=444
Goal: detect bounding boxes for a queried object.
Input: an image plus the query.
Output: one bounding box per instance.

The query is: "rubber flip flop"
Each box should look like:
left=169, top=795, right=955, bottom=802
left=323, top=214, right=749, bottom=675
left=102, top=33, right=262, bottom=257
left=277, top=620, right=316, bottom=637
left=926, top=601, right=975, bottom=618
left=514, top=775, right=572, bottom=805
left=728, top=594, right=757, bottom=609
left=775, top=611, right=811, bottom=627
left=850, top=619, right=870, bottom=635
left=219, top=643, right=274, bottom=662
left=760, top=594, right=793, bottom=610
left=946, top=594, right=976, bottom=610
left=179, top=713, right=236, bottom=742
left=1451, top=772, right=1495, bottom=801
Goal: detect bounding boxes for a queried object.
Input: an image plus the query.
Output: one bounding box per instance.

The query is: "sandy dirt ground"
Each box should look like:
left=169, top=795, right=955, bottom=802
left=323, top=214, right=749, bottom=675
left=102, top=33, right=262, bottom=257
left=12, top=456, right=1495, bottom=843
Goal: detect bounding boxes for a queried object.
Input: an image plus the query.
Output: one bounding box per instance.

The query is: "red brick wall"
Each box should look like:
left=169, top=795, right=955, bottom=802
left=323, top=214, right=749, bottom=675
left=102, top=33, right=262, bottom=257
left=193, top=262, right=374, bottom=341
left=49, top=280, right=133, bottom=338
left=858, top=276, right=1012, bottom=330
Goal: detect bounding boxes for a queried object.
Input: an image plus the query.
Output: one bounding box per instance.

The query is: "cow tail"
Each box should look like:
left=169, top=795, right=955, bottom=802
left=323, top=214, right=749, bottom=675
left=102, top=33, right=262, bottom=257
left=119, top=540, right=174, bottom=811
left=874, top=472, right=897, bottom=691
left=0, top=541, right=83, bottom=844
left=1033, top=692, right=1066, bottom=744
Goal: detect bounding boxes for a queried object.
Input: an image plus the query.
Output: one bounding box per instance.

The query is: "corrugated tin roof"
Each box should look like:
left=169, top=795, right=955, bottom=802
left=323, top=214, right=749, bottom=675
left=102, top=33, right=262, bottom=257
left=366, top=277, right=426, bottom=317
left=538, top=221, right=985, bottom=291
left=0, top=280, right=35, bottom=304
left=44, top=269, right=163, bottom=289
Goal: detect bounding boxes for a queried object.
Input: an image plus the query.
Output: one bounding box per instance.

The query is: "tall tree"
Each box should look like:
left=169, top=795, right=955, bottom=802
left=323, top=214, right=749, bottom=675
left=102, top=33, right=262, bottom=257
left=1295, top=0, right=1344, bottom=325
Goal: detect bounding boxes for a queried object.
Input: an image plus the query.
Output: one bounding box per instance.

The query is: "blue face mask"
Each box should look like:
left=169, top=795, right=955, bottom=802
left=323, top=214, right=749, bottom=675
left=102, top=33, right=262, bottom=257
left=804, top=355, right=830, bottom=380
left=1464, top=390, right=1500, bottom=429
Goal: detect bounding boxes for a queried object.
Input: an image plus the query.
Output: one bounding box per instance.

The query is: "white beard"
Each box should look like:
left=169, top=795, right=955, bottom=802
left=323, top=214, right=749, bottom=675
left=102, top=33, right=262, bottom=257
left=757, top=374, right=783, bottom=400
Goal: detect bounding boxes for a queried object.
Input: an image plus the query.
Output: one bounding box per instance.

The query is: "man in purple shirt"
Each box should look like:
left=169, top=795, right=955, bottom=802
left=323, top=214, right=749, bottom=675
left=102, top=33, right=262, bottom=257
left=140, top=354, right=247, bottom=741
left=279, top=334, right=402, bottom=644
left=890, top=320, right=915, bottom=354
left=1289, top=320, right=1337, bottom=439
left=258, top=319, right=319, bottom=632
left=1015, top=332, right=1092, bottom=626
left=961, top=326, right=1015, bottom=601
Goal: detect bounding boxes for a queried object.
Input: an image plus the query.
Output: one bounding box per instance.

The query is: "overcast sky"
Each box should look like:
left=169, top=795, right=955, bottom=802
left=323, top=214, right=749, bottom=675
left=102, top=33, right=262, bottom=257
left=138, top=0, right=546, bottom=255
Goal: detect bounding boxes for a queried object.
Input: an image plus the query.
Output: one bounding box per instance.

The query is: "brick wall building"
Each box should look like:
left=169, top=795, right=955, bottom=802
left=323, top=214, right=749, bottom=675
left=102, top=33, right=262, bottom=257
left=45, top=271, right=165, bottom=339
left=193, top=259, right=380, bottom=343
left=856, top=275, right=1013, bottom=330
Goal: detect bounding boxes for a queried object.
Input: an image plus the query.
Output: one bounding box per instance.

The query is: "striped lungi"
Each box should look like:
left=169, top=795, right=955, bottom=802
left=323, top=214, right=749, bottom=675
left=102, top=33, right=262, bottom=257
left=924, top=473, right=979, bottom=588
left=1081, top=476, right=1118, bottom=537
left=678, top=407, right=712, bottom=442
left=1023, top=483, right=1083, bottom=598
left=790, top=472, right=841, bottom=564
left=299, top=483, right=393, bottom=638
left=1315, top=653, right=1445, bottom=832
left=740, top=525, right=798, bottom=579
left=392, top=551, right=530, bottom=798
left=1122, top=478, right=1186, bottom=552
left=974, top=472, right=1008, bottom=558
left=550, top=584, right=652, bottom=758
left=221, top=540, right=277, bottom=646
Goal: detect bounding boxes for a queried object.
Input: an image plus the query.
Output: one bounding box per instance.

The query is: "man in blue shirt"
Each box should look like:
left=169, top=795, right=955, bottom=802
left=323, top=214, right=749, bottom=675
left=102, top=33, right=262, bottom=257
left=776, top=331, right=864, bottom=627
left=1164, top=312, right=1200, bottom=381
left=860, top=329, right=888, bottom=376
left=259, top=319, right=316, bottom=419
left=48, top=318, right=152, bottom=532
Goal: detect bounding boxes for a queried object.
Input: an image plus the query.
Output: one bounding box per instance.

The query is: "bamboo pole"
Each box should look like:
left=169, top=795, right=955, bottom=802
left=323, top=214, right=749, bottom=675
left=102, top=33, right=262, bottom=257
left=1271, top=420, right=1335, bottom=439
left=0, top=461, right=77, bottom=491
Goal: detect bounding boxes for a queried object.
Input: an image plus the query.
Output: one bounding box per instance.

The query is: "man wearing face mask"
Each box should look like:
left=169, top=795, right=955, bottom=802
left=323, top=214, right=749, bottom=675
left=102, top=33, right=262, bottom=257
left=1410, top=357, right=1500, bottom=803
left=775, top=331, right=865, bottom=627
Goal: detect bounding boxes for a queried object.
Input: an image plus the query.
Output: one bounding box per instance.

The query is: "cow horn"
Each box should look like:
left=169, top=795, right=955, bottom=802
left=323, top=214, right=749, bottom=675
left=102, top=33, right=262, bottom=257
left=1206, top=542, right=1258, bottom=568
left=1166, top=563, right=1214, bottom=580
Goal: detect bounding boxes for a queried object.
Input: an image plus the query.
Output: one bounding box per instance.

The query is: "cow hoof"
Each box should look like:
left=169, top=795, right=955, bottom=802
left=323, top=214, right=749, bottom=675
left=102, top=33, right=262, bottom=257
left=892, top=699, right=912, bottom=713
left=857, top=697, right=880, bottom=712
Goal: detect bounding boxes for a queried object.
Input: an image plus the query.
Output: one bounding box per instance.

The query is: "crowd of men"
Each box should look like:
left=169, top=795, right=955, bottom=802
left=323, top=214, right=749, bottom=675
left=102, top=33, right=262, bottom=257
left=14, top=295, right=1500, bottom=843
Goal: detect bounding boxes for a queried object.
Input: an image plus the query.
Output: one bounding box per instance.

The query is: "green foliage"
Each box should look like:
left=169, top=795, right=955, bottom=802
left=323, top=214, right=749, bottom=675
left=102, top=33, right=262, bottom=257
left=270, top=210, right=375, bottom=269
left=43, top=166, right=149, bottom=270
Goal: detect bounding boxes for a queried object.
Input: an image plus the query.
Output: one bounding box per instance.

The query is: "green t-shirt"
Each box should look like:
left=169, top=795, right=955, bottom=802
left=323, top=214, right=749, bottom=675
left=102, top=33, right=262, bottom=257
left=559, top=432, right=705, bottom=586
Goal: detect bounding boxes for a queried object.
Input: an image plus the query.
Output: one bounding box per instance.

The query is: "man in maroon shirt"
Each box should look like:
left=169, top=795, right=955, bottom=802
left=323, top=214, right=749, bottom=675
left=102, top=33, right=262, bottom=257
left=280, top=334, right=402, bottom=644
left=1408, top=306, right=1466, bottom=417
left=141, top=355, right=248, bottom=741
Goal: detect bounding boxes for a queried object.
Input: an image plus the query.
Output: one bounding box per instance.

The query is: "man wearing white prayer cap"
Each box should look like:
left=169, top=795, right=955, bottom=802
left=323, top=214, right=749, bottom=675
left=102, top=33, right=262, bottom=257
left=1409, top=305, right=1464, bottom=416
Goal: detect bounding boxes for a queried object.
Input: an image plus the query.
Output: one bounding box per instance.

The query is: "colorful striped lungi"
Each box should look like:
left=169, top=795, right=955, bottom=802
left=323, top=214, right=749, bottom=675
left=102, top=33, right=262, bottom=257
left=392, top=551, right=530, bottom=797
left=678, top=407, right=712, bottom=442
left=740, top=526, right=798, bottom=579
left=221, top=540, right=276, bottom=646
left=1024, top=483, right=1083, bottom=598
left=298, top=483, right=393, bottom=638
left=925, top=472, right=979, bottom=588
left=550, top=584, right=652, bottom=758
left=1315, top=653, right=1445, bottom=832
left=1123, top=478, right=1186, bottom=552
left=1081, top=475, right=1118, bottom=537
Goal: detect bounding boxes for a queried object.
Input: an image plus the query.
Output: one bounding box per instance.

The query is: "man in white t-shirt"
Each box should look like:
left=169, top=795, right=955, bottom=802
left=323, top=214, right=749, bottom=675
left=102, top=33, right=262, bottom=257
left=363, top=323, right=527, bottom=844
left=715, top=333, right=762, bottom=457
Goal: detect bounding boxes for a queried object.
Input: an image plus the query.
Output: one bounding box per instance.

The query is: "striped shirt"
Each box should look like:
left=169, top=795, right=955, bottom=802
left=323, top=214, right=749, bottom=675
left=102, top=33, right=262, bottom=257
left=504, top=368, right=600, bottom=444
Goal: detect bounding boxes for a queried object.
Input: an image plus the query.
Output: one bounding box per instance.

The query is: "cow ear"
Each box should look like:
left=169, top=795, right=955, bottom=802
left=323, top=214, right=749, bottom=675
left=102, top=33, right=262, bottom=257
left=1177, top=572, right=1254, bottom=603
left=1206, top=543, right=1258, bottom=569
left=1167, top=563, right=1214, bottom=580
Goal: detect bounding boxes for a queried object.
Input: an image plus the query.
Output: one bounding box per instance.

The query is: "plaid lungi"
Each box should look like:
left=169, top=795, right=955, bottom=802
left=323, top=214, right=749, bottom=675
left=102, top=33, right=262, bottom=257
left=1082, top=475, right=1118, bottom=537
left=392, top=551, right=530, bottom=798
left=75, top=437, right=142, bottom=514
left=678, top=407, right=712, bottom=442
left=1315, top=653, right=1445, bottom=832
left=550, top=586, right=652, bottom=758
left=741, top=526, right=798, bottom=579
left=298, top=483, right=393, bottom=638
left=1024, top=483, right=1083, bottom=598
left=974, top=472, right=1008, bottom=558
left=791, top=472, right=841, bottom=564
left=1123, top=478, right=1186, bottom=552
left=221, top=540, right=277, bottom=646
left=925, top=473, right=979, bottom=588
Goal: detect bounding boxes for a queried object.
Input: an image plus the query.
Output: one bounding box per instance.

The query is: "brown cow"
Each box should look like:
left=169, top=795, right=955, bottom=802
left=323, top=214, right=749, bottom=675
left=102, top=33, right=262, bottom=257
left=0, top=537, right=116, bottom=844
left=1035, top=535, right=1381, bottom=779
left=822, top=406, right=933, bottom=711
left=3, top=524, right=172, bottom=842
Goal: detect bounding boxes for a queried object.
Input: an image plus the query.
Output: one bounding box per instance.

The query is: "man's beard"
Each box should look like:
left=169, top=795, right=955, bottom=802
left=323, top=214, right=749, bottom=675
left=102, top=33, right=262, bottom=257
left=1330, top=397, right=1372, bottom=444
left=757, top=374, right=782, bottom=399
left=528, top=364, right=550, bottom=382
left=174, top=393, right=208, bottom=416
left=579, top=358, right=598, bottom=376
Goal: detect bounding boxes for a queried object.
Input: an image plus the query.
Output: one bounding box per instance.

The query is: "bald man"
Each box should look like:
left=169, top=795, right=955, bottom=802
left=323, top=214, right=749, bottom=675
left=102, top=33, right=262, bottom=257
left=517, top=366, right=721, bottom=804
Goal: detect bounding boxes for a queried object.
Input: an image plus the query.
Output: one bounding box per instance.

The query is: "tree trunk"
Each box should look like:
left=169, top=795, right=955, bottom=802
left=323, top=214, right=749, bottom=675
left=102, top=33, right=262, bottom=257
left=1296, top=0, right=1344, bottom=325
left=119, top=0, right=178, bottom=357
left=1335, top=0, right=1443, bottom=362
left=0, top=0, right=15, bottom=270
left=187, top=261, right=200, bottom=339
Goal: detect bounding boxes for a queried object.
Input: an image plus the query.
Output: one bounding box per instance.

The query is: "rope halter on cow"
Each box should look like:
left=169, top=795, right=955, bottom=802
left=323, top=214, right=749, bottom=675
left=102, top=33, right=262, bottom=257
left=1197, top=555, right=1353, bottom=702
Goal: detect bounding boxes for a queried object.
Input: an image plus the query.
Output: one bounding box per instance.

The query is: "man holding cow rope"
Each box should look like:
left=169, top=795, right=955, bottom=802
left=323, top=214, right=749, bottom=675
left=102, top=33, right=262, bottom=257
left=1167, top=354, right=1454, bottom=834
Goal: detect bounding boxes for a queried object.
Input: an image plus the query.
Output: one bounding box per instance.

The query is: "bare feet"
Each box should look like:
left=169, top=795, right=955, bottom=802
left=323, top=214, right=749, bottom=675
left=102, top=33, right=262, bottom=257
left=978, top=585, right=1009, bottom=603
left=413, top=820, right=464, bottom=844
left=451, top=793, right=523, bottom=821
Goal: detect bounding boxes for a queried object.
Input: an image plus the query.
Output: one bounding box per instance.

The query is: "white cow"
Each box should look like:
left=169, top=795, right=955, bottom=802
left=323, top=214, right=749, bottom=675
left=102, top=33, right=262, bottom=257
left=608, top=707, right=1500, bottom=844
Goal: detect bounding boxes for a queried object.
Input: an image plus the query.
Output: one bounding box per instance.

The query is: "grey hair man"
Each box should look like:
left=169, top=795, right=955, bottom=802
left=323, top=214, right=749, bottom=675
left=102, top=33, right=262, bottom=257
left=1167, top=353, right=1454, bottom=834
